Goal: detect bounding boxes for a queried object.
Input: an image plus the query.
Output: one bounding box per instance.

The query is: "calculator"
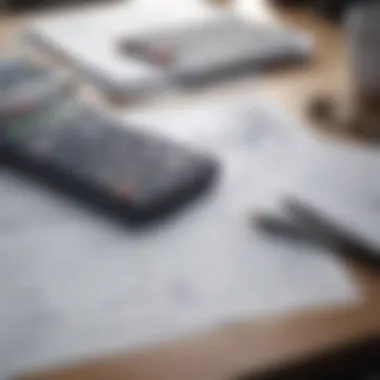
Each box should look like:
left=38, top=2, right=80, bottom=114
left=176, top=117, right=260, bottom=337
left=121, top=16, right=312, bottom=85
left=1, top=97, right=219, bottom=224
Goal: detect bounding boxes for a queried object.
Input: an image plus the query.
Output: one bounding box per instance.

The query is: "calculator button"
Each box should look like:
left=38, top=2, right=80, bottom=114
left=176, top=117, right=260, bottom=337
left=113, top=181, right=138, bottom=201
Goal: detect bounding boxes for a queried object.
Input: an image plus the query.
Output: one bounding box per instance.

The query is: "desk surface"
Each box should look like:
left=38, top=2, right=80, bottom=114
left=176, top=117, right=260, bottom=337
left=2, top=2, right=380, bottom=380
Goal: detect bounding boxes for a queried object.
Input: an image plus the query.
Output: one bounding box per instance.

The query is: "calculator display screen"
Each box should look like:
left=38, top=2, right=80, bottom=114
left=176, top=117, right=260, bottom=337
left=2, top=96, right=79, bottom=145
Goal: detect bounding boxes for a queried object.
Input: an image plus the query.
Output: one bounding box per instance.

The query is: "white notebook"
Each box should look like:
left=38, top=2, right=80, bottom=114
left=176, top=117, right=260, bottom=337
left=24, top=0, right=312, bottom=99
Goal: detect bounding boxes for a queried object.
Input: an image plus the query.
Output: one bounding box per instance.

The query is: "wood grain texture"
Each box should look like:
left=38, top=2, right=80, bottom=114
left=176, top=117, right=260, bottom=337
left=2, top=2, right=380, bottom=380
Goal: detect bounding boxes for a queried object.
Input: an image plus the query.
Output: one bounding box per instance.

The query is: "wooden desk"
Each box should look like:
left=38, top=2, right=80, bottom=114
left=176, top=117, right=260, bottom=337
left=2, top=3, right=380, bottom=380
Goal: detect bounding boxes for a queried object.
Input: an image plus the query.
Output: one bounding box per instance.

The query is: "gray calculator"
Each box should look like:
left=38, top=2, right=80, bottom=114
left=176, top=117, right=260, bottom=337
left=122, top=16, right=312, bottom=85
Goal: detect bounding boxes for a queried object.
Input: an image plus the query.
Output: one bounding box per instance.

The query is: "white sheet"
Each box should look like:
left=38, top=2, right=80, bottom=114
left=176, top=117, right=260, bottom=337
left=0, top=99, right=357, bottom=378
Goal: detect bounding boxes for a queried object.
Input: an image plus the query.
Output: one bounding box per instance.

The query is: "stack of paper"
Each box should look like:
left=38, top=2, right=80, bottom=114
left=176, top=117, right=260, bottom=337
left=0, top=98, right=357, bottom=379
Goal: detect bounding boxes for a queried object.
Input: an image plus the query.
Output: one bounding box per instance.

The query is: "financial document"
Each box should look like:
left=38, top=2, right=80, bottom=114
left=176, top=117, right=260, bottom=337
left=0, top=100, right=357, bottom=379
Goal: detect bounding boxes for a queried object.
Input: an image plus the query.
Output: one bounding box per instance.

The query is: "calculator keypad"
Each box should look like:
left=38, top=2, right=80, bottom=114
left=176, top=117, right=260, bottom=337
left=24, top=107, right=205, bottom=204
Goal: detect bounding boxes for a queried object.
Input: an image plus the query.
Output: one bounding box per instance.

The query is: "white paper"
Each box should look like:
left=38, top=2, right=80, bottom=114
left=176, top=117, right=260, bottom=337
left=287, top=138, right=380, bottom=254
left=24, top=0, right=311, bottom=98
left=23, top=0, right=223, bottom=97
left=0, top=100, right=357, bottom=379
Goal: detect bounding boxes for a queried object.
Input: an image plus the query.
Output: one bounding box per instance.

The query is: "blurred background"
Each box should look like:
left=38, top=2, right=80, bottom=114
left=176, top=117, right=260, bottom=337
left=2, top=1, right=380, bottom=380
